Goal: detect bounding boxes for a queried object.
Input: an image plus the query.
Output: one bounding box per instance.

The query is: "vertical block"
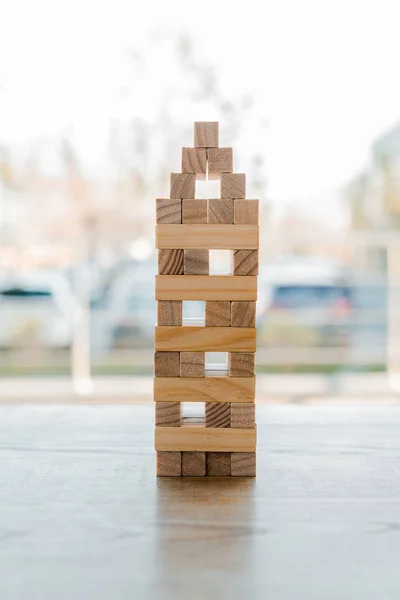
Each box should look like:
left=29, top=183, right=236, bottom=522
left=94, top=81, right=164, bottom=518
left=170, top=173, right=196, bottom=199
left=208, top=199, right=234, bottom=224
left=182, top=452, right=206, bottom=476
left=230, top=403, right=255, bottom=428
left=194, top=122, right=219, bottom=148
left=207, top=147, right=233, bottom=178
left=156, top=402, right=181, bottom=427
left=231, top=302, right=256, bottom=327
left=229, top=353, right=255, bottom=378
left=180, top=352, right=205, bottom=377
left=231, top=452, right=256, bottom=477
left=207, top=452, right=231, bottom=476
left=205, top=301, right=231, bottom=327
left=157, top=300, right=182, bottom=326
left=156, top=198, right=182, bottom=224
left=154, top=351, right=180, bottom=377
left=221, top=173, right=246, bottom=199
left=205, top=403, right=230, bottom=428
left=184, top=249, right=209, bottom=275
left=182, top=199, right=208, bottom=224
left=233, top=250, right=258, bottom=276
left=157, top=451, right=182, bottom=476
left=158, top=249, right=184, bottom=275
left=182, top=148, right=207, bottom=178
left=234, top=199, right=259, bottom=225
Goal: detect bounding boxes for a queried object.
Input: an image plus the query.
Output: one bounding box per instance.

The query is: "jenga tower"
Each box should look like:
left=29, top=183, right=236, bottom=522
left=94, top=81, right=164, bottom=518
left=154, top=122, right=258, bottom=477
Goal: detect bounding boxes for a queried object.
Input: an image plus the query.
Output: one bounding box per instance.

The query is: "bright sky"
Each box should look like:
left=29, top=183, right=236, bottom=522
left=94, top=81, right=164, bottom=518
left=1, top=0, right=400, bottom=207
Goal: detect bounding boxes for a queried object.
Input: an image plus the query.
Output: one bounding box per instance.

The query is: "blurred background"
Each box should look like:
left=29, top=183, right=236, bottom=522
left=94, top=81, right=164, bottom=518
left=1, top=0, right=400, bottom=398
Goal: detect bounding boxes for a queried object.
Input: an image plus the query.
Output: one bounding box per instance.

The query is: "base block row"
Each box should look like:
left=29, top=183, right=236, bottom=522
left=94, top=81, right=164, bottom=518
left=156, top=451, right=256, bottom=477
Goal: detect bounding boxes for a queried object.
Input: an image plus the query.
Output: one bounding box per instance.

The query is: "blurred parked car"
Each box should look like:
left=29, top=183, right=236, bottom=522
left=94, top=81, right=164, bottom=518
left=0, top=273, right=72, bottom=349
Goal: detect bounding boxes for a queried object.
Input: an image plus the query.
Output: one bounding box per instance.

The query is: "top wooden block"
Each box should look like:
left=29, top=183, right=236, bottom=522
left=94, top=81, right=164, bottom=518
left=194, top=122, right=219, bottom=148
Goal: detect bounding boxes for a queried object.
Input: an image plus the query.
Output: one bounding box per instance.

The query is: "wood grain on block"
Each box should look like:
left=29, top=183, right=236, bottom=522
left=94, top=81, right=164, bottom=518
left=155, top=402, right=181, bottom=427
left=158, top=249, right=184, bottom=275
left=156, top=224, right=259, bottom=250
left=182, top=148, right=207, bottom=179
left=182, top=199, right=208, bottom=224
left=154, top=376, right=255, bottom=403
left=156, top=451, right=182, bottom=477
left=180, top=351, right=205, bottom=378
left=170, top=173, right=196, bottom=199
left=207, top=148, right=233, bottom=178
left=234, top=199, right=259, bottom=225
left=155, top=426, right=256, bottom=452
left=229, top=352, right=255, bottom=378
left=221, top=173, right=246, bottom=199
left=157, top=300, right=182, bottom=326
left=205, top=301, right=231, bottom=327
left=156, top=275, right=257, bottom=301
left=233, top=250, right=259, bottom=276
left=155, top=326, right=256, bottom=352
left=207, top=452, right=231, bottom=476
left=194, top=121, right=219, bottom=148
left=208, top=199, right=234, bottom=224
left=182, top=452, right=206, bottom=476
left=206, top=403, right=230, bottom=428
left=231, top=302, right=256, bottom=327
left=154, top=351, right=180, bottom=377
left=184, top=249, right=209, bottom=275
left=156, top=198, right=182, bottom=224
left=231, top=452, right=256, bottom=477
left=230, top=403, right=255, bottom=428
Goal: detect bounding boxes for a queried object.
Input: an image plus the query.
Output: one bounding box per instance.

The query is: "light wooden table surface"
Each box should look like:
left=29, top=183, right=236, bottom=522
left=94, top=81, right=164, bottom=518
left=1, top=403, right=400, bottom=600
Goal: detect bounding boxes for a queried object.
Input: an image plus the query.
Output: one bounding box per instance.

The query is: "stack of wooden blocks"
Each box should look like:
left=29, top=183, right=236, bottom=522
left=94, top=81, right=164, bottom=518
left=155, top=121, right=258, bottom=477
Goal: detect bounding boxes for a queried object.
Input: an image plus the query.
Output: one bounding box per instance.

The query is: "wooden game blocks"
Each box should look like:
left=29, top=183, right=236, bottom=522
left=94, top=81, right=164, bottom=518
left=155, top=122, right=258, bottom=477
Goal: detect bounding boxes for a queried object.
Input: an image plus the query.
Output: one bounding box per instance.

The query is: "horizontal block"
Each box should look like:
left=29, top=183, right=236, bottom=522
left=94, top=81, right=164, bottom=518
left=182, top=147, right=207, bottom=177
left=156, top=275, right=257, bottom=301
left=194, top=121, right=219, bottom=148
left=155, top=326, right=256, bottom=352
left=155, top=426, right=256, bottom=452
left=154, top=376, right=255, bottom=403
left=156, top=225, right=259, bottom=250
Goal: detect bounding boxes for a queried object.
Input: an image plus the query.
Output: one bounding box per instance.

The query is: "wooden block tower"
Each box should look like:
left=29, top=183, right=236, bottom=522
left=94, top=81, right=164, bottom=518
left=154, top=121, right=258, bottom=477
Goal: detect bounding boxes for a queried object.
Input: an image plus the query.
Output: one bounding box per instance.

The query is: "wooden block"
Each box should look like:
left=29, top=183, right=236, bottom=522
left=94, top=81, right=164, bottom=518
left=155, top=427, right=256, bottom=452
left=207, top=148, right=233, bottom=178
left=156, top=198, right=181, bottom=224
left=207, top=452, right=231, bottom=476
left=221, top=173, right=246, bottom=199
left=156, top=451, right=182, bottom=476
left=156, top=275, right=257, bottom=301
left=170, top=173, right=196, bottom=199
left=182, top=452, right=206, bottom=476
left=155, top=326, right=256, bottom=352
left=231, top=302, right=256, bottom=327
left=233, top=250, right=258, bottom=276
left=205, top=301, right=231, bottom=327
left=182, top=199, right=207, bottom=224
left=158, top=249, right=184, bottom=275
left=184, top=249, right=209, bottom=275
left=208, top=199, right=234, bottom=224
left=230, top=403, right=255, bottom=428
left=206, top=403, right=230, bottom=428
left=156, top=225, right=259, bottom=250
left=231, top=452, right=256, bottom=477
left=182, top=148, right=206, bottom=178
left=229, top=353, right=255, bottom=378
left=154, top=377, right=255, bottom=403
left=154, top=351, right=180, bottom=377
left=194, top=122, right=219, bottom=148
left=234, top=199, right=259, bottom=225
left=157, top=300, right=182, bottom=326
left=155, top=402, right=181, bottom=427
left=180, top=352, right=205, bottom=377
